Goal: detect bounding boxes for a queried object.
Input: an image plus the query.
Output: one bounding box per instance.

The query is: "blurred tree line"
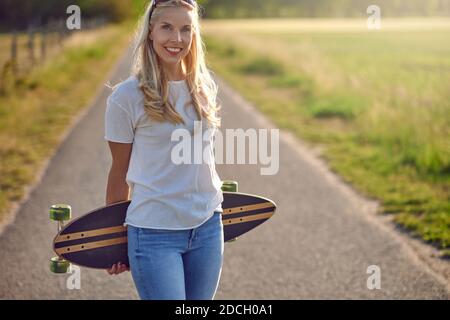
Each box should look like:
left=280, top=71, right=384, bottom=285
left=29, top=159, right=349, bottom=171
left=0, top=0, right=138, bottom=31
left=1, top=0, right=449, bottom=31
left=200, top=0, right=450, bottom=18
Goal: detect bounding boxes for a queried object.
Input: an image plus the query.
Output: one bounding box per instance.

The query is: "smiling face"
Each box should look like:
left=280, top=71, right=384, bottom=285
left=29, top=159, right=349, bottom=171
left=149, top=6, right=194, bottom=78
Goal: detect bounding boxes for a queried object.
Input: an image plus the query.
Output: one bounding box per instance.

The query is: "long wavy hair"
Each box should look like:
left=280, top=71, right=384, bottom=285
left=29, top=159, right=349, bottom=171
left=131, top=0, right=221, bottom=128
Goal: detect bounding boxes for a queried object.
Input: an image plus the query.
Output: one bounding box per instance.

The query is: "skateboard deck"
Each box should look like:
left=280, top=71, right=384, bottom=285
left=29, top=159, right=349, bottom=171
left=52, top=192, right=276, bottom=269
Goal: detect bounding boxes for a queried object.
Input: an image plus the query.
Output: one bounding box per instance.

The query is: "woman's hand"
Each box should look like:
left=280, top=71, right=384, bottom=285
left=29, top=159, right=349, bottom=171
left=106, top=262, right=130, bottom=275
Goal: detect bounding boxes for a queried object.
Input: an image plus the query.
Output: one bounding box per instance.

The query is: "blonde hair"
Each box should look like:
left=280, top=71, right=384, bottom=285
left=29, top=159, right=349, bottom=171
left=131, top=0, right=221, bottom=128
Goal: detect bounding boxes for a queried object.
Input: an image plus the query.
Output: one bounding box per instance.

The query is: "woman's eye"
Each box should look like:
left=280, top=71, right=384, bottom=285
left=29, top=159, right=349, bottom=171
left=162, top=25, right=190, bottom=31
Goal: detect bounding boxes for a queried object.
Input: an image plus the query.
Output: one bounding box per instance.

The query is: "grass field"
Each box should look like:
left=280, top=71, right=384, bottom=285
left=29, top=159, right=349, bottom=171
left=202, top=18, right=450, bottom=256
left=0, top=22, right=133, bottom=225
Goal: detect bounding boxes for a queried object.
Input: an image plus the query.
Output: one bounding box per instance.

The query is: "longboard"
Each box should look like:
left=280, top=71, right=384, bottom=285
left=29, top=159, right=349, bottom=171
left=51, top=191, right=276, bottom=270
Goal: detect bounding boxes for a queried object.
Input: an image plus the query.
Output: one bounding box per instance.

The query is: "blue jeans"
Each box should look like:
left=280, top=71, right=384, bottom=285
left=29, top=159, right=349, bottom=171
left=127, top=212, right=224, bottom=300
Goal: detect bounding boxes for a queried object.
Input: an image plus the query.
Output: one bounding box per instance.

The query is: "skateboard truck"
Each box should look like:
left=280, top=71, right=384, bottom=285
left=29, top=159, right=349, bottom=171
left=49, top=204, right=72, bottom=273
left=221, top=180, right=238, bottom=242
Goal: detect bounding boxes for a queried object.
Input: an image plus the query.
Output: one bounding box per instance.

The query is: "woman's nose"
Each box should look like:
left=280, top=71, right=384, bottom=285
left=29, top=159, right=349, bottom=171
left=172, top=30, right=182, bottom=42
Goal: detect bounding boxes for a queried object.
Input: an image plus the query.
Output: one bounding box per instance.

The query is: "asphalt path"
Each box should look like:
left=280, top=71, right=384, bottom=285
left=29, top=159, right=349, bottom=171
left=0, top=47, right=448, bottom=299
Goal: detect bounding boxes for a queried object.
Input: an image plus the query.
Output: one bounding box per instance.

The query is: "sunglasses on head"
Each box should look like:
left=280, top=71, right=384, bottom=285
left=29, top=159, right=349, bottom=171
left=149, top=0, right=196, bottom=19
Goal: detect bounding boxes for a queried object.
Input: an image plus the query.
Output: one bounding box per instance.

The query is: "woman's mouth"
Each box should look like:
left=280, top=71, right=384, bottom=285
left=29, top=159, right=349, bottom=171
left=165, top=47, right=182, bottom=56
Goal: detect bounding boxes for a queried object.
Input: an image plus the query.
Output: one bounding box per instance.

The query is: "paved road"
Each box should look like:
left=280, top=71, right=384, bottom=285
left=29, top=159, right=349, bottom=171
left=0, top=47, right=448, bottom=299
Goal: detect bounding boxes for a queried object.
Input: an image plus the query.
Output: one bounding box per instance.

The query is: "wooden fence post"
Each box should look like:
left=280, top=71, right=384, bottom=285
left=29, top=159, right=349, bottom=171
left=58, top=20, right=64, bottom=47
left=11, top=30, right=18, bottom=76
left=27, top=27, right=36, bottom=68
left=41, top=28, right=47, bottom=62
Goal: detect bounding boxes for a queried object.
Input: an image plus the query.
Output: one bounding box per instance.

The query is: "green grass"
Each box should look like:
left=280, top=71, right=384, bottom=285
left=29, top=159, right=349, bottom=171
left=239, top=57, right=286, bottom=76
left=202, top=18, right=450, bottom=255
left=0, top=22, right=133, bottom=224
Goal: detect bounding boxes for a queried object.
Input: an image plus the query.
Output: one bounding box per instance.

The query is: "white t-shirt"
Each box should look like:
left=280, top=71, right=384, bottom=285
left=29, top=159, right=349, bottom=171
left=104, top=75, right=223, bottom=229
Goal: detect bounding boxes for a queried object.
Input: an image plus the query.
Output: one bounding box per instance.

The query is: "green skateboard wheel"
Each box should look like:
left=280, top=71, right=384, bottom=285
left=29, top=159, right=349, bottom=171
left=50, top=257, right=70, bottom=273
left=49, top=204, right=71, bottom=221
left=221, top=180, right=238, bottom=192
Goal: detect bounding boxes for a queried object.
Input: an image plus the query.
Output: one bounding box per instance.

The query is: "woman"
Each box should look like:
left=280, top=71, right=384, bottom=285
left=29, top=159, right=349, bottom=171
left=104, top=0, right=224, bottom=300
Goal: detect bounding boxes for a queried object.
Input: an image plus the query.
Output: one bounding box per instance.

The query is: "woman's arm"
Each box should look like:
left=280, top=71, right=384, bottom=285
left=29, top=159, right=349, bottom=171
left=105, top=141, right=132, bottom=275
left=105, top=141, right=133, bottom=205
